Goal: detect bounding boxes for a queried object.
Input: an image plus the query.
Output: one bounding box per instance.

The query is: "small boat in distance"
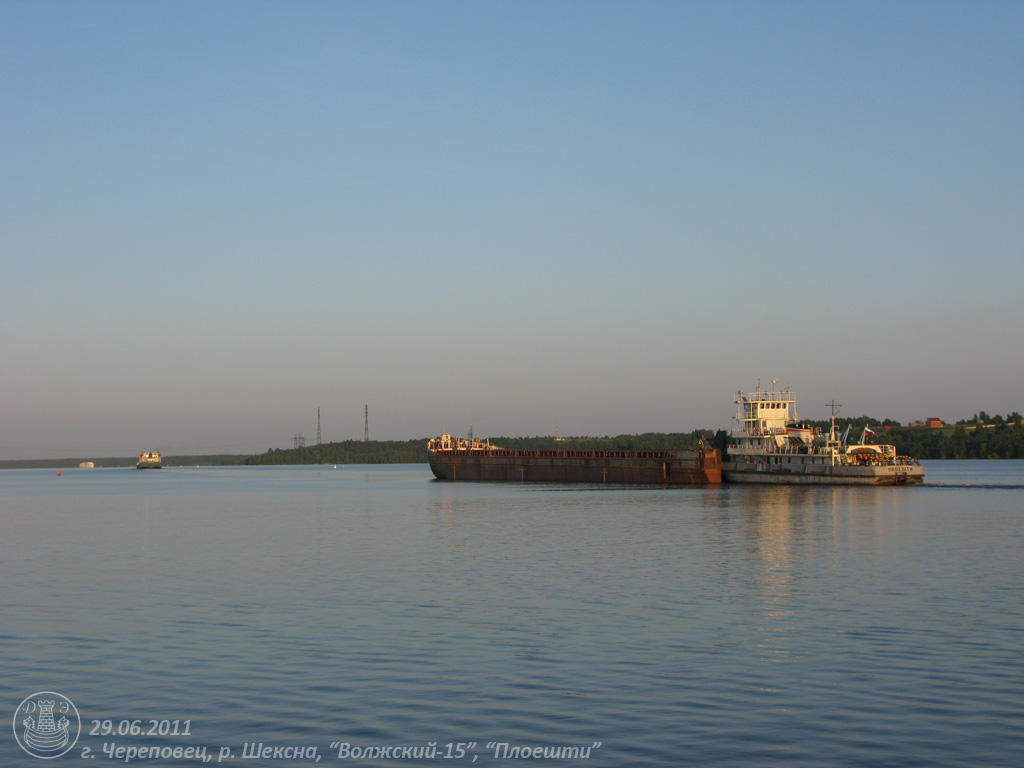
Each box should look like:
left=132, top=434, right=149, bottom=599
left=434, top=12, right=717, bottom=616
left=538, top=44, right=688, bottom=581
left=717, top=383, right=924, bottom=485
left=427, top=433, right=721, bottom=484
left=136, top=452, right=162, bottom=469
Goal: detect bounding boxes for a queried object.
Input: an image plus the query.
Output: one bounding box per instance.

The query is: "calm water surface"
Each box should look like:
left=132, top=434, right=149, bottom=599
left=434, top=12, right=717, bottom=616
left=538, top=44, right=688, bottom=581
left=2, top=461, right=1022, bottom=766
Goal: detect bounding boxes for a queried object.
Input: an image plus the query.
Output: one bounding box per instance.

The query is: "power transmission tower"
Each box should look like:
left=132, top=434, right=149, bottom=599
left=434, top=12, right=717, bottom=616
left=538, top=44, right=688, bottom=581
left=316, top=407, right=322, bottom=445
left=364, top=405, right=369, bottom=442
left=293, top=433, right=305, bottom=449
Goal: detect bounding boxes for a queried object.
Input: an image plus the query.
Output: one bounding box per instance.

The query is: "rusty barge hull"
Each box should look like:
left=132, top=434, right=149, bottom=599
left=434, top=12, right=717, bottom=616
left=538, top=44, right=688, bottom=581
left=427, top=448, right=721, bottom=484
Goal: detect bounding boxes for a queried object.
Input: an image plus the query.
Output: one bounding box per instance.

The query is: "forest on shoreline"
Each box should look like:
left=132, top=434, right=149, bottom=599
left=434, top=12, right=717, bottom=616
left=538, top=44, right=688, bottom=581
left=798, top=419, right=1024, bottom=460
left=240, top=420, right=1024, bottom=464
left=5, top=418, right=1023, bottom=469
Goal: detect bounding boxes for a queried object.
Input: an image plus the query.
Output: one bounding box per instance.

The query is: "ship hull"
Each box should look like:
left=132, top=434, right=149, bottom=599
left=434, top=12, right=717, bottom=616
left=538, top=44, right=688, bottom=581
left=428, top=449, right=721, bottom=484
left=722, top=461, right=924, bottom=485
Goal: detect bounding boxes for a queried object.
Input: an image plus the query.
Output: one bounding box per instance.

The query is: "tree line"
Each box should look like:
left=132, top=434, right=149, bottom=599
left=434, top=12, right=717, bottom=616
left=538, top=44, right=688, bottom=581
left=6, top=421, right=1022, bottom=469
left=241, top=439, right=428, bottom=465
left=239, top=432, right=715, bottom=466
left=803, top=417, right=1024, bottom=460
left=0, top=454, right=247, bottom=470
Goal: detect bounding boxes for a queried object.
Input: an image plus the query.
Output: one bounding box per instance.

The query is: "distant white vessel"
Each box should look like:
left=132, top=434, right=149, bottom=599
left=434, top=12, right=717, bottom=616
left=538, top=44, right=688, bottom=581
left=720, top=383, right=923, bottom=485
left=136, top=452, right=162, bottom=470
left=78, top=461, right=95, bottom=469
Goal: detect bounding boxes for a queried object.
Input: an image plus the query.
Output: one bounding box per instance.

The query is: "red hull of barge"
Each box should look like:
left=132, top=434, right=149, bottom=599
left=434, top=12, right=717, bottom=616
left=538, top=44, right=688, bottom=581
left=427, top=448, right=722, bottom=484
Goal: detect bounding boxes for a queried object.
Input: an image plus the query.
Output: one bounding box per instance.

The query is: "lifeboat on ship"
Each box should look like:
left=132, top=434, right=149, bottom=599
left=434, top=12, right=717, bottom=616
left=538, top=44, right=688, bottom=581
left=785, top=424, right=814, bottom=445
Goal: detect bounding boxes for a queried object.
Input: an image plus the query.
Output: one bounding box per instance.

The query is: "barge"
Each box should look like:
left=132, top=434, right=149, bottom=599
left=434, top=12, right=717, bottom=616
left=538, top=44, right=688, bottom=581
left=426, top=434, right=721, bottom=484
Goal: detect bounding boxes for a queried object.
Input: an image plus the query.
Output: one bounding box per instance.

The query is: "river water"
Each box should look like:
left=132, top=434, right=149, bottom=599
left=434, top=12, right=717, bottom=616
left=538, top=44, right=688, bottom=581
left=2, top=461, right=1022, bottom=766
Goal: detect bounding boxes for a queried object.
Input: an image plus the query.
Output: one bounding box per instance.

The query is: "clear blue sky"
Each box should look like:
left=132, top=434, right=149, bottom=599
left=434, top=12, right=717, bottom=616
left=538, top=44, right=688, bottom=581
left=2, top=0, right=1022, bottom=459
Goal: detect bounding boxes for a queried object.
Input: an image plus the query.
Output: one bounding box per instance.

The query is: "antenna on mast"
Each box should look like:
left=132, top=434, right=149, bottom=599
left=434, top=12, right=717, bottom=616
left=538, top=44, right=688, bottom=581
left=823, top=403, right=839, bottom=462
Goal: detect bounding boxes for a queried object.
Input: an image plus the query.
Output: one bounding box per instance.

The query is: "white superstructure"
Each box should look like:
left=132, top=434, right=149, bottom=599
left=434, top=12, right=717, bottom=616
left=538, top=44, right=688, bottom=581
left=136, top=451, right=162, bottom=469
left=721, top=382, right=923, bottom=485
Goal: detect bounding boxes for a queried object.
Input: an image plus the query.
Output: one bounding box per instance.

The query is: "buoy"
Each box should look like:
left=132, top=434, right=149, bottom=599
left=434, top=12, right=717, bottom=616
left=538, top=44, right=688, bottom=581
left=57, top=470, right=62, bottom=476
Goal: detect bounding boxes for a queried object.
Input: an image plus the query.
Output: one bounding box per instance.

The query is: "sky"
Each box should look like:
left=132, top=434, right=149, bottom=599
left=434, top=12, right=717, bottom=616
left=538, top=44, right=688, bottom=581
left=2, top=0, right=1022, bottom=460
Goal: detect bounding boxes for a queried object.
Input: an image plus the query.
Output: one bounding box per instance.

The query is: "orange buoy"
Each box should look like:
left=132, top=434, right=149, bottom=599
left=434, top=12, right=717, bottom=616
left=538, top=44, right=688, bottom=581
left=57, top=470, right=62, bottom=476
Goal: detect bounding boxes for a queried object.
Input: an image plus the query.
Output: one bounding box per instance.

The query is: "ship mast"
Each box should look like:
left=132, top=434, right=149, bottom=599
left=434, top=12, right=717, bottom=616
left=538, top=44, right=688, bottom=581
left=826, top=399, right=842, bottom=466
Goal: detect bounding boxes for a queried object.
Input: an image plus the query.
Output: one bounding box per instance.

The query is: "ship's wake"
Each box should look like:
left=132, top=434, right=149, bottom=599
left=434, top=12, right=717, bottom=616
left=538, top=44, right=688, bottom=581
left=927, top=483, right=1024, bottom=490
